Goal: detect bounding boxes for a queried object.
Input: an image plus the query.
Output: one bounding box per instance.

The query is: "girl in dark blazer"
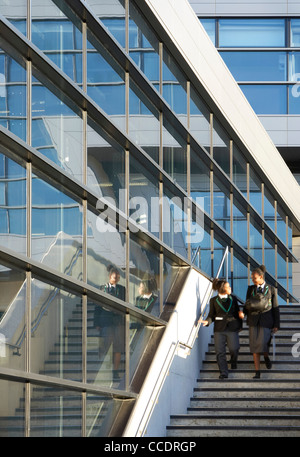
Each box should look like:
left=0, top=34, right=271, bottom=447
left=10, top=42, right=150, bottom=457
left=201, top=279, right=244, bottom=379
left=244, top=265, right=280, bottom=379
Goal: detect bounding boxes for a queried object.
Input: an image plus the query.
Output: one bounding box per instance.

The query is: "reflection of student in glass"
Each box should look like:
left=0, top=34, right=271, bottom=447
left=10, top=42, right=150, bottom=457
left=94, top=265, right=125, bottom=382
left=135, top=278, right=157, bottom=313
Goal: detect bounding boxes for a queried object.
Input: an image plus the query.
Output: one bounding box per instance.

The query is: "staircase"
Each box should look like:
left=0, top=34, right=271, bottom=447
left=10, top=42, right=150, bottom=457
left=167, top=304, right=300, bottom=437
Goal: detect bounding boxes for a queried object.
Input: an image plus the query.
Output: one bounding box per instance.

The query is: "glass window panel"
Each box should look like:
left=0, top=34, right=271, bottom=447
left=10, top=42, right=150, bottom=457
left=232, top=197, right=247, bottom=249
left=30, top=385, right=82, bottom=437
left=277, top=248, right=287, bottom=289
left=162, top=188, right=188, bottom=259
left=0, top=0, right=27, bottom=36
left=87, top=118, right=125, bottom=209
left=264, top=186, right=275, bottom=232
left=87, top=207, right=126, bottom=294
left=129, top=154, right=160, bottom=239
left=0, top=152, right=26, bottom=255
left=162, top=48, right=188, bottom=125
left=129, top=314, right=155, bottom=386
left=291, top=19, right=300, bottom=47
left=162, top=255, right=181, bottom=310
left=249, top=166, right=262, bottom=215
left=220, top=52, right=287, bottom=82
left=288, top=84, right=300, bottom=114
left=191, top=213, right=212, bottom=278
left=32, top=68, right=83, bottom=181
left=129, top=80, right=160, bottom=163
left=264, top=232, right=275, bottom=278
left=190, top=86, right=210, bottom=152
left=31, top=172, right=83, bottom=278
left=249, top=216, right=263, bottom=265
left=288, top=258, right=292, bottom=293
left=213, top=232, right=231, bottom=279
left=212, top=119, right=230, bottom=176
left=163, top=118, right=187, bottom=191
left=129, top=235, right=160, bottom=317
left=219, top=19, right=286, bottom=47
left=288, top=52, right=300, bottom=82
left=232, top=251, right=248, bottom=300
left=190, top=148, right=211, bottom=215
left=88, top=299, right=125, bottom=387
left=31, top=0, right=83, bottom=84
left=232, top=145, right=247, bottom=198
left=0, top=49, right=26, bottom=141
left=31, top=278, right=82, bottom=383
left=288, top=219, right=293, bottom=252
left=86, top=392, right=124, bottom=437
left=277, top=204, right=287, bottom=244
left=87, top=30, right=125, bottom=132
left=199, top=19, right=216, bottom=45
left=0, top=265, right=26, bottom=371
left=213, top=175, right=230, bottom=234
left=0, top=379, right=25, bottom=437
left=240, top=85, right=287, bottom=115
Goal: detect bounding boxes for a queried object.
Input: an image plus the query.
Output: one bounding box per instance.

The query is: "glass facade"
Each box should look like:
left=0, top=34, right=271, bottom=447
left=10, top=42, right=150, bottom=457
left=0, top=0, right=298, bottom=437
left=201, top=18, right=300, bottom=114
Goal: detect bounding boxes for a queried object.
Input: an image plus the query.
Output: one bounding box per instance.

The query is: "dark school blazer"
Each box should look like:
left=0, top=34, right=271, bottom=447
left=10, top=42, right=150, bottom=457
left=244, top=284, right=280, bottom=329
left=206, top=294, right=242, bottom=332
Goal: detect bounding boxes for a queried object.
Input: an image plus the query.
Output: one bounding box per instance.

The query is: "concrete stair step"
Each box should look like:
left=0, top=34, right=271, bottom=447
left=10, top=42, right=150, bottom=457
left=196, top=378, right=300, bottom=388
left=189, top=397, right=300, bottom=408
left=166, top=425, right=300, bottom=437
left=169, top=414, right=300, bottom=427
left=187, top=406, right=300, bottom=416
left=193, top=387, right=300, bottom=398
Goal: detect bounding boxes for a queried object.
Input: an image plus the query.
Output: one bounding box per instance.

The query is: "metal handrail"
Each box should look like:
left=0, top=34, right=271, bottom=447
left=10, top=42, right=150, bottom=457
left=135, top=246, right=229, bottom=437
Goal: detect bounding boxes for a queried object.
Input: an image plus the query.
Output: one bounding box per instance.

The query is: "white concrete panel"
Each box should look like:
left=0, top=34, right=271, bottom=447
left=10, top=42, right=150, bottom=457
left=144, top=0, right=300, bottom=226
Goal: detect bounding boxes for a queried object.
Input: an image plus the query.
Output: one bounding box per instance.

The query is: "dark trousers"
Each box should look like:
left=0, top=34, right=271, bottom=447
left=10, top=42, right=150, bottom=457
left=214, top=330, right=240, bottom=376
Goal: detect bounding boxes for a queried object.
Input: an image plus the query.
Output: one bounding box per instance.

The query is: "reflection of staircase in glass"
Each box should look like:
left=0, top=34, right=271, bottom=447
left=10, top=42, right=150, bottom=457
left=0, top=302, right=125, bottom=437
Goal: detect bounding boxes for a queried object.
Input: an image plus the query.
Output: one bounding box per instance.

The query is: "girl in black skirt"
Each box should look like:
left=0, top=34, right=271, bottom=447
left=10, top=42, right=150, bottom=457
left=244, top=265, right=280, bottom=379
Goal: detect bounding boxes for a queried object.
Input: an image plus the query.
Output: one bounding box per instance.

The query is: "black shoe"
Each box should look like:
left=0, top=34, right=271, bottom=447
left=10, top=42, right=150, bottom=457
left=231, top=362, right=237, bottom=369
left=253, top=371, right=260, bottom=379
left=219, top=374, right=228, bottom=379
left=264, top=356, right=272, bottom=369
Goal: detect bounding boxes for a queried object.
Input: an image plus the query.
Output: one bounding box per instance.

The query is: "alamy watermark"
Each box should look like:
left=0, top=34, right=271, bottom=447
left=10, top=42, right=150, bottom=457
left=95, top=191, right=205, bottom=244
left=291, top=74, right=300, bottom=98
left=292, top=333, right=300, bottom=358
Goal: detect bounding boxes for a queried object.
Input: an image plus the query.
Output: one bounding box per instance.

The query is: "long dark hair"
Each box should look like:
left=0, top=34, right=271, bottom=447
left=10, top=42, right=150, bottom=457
left=251, top=264, right=266, bottom=278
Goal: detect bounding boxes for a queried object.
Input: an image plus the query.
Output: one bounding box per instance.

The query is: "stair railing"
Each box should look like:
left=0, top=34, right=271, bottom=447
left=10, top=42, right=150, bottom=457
left=128, top=246, right=229, bottom=437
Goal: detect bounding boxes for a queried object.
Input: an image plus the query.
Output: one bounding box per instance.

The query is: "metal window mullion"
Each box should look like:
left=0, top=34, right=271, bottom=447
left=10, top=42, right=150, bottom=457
left=82, top=293, right=87, bottom=437
left=25, top=270, right=31, bottom=437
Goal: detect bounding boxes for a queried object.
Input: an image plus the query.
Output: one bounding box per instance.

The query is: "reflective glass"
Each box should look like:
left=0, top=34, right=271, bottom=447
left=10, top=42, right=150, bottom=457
left=0, top=0, right=27, bottom=36
left=288, top=84, right=300, bottom=114
left=86, top=0, right=126, bottom=48
left=129, top=154, right=160, bottom=239
left=129, top=80, right=160, bottom=163
left=288, top=219, right=293, bottom=251
left=31, top=0, right=82, bottom=84
left=232, top=251, right=248, bottom=300
left=219, top=19, right=286, bottom=47
left=129, top=0, right=160, bottom=85
left=162, top=188, right=188, bottom=260
left=288, top=258, right=292, bottom=293
left=232, top=145, right=247, bottom=198
left=249, top=216, right=263, bottom=265
left=240, top=85, right=287, bottom=114
left=162, top=255, right=181, bottom=311
left=88, top=299, right=125, bottom=387
left=199, top=19, right=216, bottom=45
left=212, top=119, right=230, bottom=176
left=191, top=214, right=211, bottom=278
left=0, top=265, right=26, bottom=371
left=87, top=118, right=125, bottom=208
left=190, top=148, right=211, bottom=215
left=87, top=30, right=126, bottom=132
left=277, top=204, right=287, bottom=244
left=213, top=175, right=230, bottom=234
left=264, top=232, right=275, bottom=278
left=0, top=49, right=26, bottom=141
left=129, top=314, right=155, bottom=386
left=162, top=49, right=188, bottom=126
left=277, top=248, right=287, bottom=289
left=31, top=278, right=82, bottom=384
left=288, top=52, right=300, bottom=82
left=30, top=385, right=82, bottom=437
left=220, top=52, right=287, bottom=82
left=264, top=186, right=275, bottom=232
left=0, top=152, right=26, bottom=255
left=32, top=69, right=83, bottom=181
left=232, top=198, right=247, bottom=249
left=213, top=232, right=231, bottom=278
left=190, top=86, right=210, bottom=152
left=31, top=172, right=83, bottom=278
left=249, top=167, right=262, bottom=215
left=163, top=118, right=187, bottom=191
left=0, top=380, right=25, bottom=437
left=291, top=19, right=300, bottom=47
left=87, top=207, right=126, bottom=295
left=86, top=393, right=123, bottom=437
left=129, top=235, right=160, bottom=317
